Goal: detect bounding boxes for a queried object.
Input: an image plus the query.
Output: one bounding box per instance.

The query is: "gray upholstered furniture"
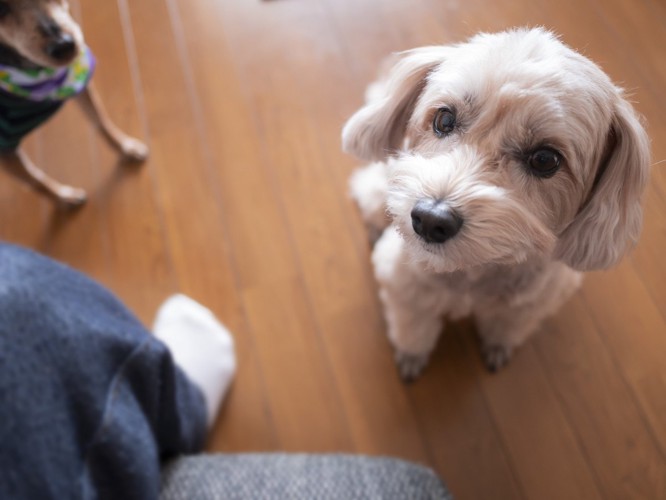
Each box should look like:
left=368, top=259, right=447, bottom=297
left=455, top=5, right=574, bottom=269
left=161, top=453, right=452, bottom=499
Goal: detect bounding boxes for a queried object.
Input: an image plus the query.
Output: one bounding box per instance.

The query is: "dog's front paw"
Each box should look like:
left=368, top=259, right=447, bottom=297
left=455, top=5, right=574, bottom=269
left=120, top=137, right=149, bottom=162
left=482, top=344, right=513, bottom=373
left=395, top=350, right=430, bottom=383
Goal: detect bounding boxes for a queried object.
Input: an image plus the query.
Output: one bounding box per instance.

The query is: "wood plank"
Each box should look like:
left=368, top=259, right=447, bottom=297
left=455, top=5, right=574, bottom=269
left=536, top=297, right=666, bottom=499
left=242, top=277, right=353, bottom=451
left=472, top=337, right=604, bottom=500
left=0, top=136, right=50, bottom=248
left=75, top=0, right=174, bottom=321
left=408, top=323, right=525, bottom=500
left=35, top=98, right=110, bottom=280
left=162, top=0, right=296, bottom=290
left=203, top=0, right=431, bottom=462
left=582, top=264, right=666, bottom=454
left=122, top=0, right=277, bottom=450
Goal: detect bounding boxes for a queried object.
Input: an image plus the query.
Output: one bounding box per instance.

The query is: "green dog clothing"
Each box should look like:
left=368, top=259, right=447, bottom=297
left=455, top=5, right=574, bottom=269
left=0, top=46, right=95, bottom=151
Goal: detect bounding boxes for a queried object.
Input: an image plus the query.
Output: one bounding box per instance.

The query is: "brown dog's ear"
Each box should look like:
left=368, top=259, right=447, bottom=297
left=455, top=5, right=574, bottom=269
left=554, top=97, right=650, bottom=271
left=342, top=47, right=447, bottom=162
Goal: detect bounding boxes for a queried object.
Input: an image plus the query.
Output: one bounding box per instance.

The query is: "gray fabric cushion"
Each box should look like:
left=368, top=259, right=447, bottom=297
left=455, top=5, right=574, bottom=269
left=160, top=453, right=452, bottom=500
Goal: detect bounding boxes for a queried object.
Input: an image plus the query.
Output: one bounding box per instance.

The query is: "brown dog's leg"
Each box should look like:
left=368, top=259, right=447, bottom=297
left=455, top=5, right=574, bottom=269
left=0, top=149, right=87, bottom=206
left=76, top=84, right=149, bottom=162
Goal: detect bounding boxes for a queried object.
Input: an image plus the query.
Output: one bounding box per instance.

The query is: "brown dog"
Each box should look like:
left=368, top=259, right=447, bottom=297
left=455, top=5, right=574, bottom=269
left=0, top=0, right=148, bottom=206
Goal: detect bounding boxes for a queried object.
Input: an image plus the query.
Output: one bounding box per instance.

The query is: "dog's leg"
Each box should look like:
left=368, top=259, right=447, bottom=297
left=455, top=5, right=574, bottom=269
left=373, top=227, right=446, bottom=381
left=76, top=85, right=149, bottom=162
left=0, top=149, right=87, bottom=206
left=350, top=162, right=391, bottom=244
left=476, top=265, right=582, bottom=372
left=475, top=308, right=542, bottom=372
left=384, top=293, right=444, bottom=382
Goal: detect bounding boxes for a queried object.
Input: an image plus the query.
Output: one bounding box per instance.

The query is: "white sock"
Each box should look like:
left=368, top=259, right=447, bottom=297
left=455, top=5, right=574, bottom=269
left=153, top=294, right=236, bottom=429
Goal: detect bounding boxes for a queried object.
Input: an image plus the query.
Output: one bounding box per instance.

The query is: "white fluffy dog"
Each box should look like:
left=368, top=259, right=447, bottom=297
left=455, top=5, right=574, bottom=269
left=343, top=28, right=650, bottom=380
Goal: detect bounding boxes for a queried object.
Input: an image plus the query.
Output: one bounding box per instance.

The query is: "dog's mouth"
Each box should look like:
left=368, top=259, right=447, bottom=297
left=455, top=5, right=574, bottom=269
left=396, top=223, right=454, bottom=255
left=410, top=232, right=521, bottom=272
left=421, top=242, right=445, bottom=255
left=394, top=208, right=556, bottom=274
left=0, top=39, right=79, bottom=70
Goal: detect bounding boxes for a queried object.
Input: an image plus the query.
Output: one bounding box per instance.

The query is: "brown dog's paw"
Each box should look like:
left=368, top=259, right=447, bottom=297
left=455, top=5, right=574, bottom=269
left=395, top=350, right=430, bottom=383
left=55, top=185, right=87, bottom=207
left=482, top=344, right=512, bottom=373
left=120, top=137, right=149, bottom=162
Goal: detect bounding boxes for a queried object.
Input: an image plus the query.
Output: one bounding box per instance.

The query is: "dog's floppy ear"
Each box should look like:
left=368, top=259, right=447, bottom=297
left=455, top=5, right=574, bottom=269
left=342, top=47, right=447, bottom=161
left=554, top=97, right=650, bottom=271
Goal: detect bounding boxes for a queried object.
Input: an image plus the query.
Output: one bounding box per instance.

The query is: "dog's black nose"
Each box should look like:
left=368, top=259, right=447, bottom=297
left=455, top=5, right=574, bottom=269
left=46, top=34, right=76, bottom=62
left=411, top=199, right=463, bottom=244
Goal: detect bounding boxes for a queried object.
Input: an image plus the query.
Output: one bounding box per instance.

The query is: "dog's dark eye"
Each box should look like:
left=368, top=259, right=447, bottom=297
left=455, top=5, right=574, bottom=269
left=0, top=2, right=10, bottom=19
left=433, top=107, right=456, bottom=137
left=527, top=148, right=562, bottom=178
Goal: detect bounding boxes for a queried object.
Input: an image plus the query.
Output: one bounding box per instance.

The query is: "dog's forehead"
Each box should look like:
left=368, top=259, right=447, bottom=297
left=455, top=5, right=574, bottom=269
left=414, top=31, right=616, bottom=152
left=427, top=31, right=608, bottom=105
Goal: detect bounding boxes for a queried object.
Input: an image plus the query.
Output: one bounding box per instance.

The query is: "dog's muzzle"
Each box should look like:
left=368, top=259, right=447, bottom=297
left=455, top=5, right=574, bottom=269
left=411, top=199, right=463, bottom=244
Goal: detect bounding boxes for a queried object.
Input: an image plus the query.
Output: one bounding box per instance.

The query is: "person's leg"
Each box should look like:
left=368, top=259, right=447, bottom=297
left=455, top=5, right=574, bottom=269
left=0, top=243, right=234, bottom=500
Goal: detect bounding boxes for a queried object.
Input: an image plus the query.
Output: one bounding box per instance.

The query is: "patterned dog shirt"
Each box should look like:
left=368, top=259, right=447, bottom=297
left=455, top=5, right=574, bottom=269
left=0, top=46, right=95, bottom=151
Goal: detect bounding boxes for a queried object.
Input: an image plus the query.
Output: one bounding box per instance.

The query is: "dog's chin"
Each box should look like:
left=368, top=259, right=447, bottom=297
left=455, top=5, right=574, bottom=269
left=49, top=53, right=78, bottom=68
left=10, top=32, right=84, bottom=69
left=394, top=220, right=554, bottom=274
left=41, top=47, right=81, bottom=69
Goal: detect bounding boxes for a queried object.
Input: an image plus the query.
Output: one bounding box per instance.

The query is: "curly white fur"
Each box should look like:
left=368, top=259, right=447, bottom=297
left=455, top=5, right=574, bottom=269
left=343, top=28, right=650, bottom=378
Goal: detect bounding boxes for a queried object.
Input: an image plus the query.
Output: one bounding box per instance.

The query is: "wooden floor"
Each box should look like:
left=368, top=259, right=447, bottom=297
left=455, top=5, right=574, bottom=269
left=2, top=0, right=665, bottom=498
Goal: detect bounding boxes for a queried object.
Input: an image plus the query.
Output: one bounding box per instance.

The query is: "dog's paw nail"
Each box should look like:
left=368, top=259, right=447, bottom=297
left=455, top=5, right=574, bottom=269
left=483, top=345, right=512, bottom=373
left=57, top=186, right=87, bottom=207
left=121, top=138, right=149, bottom=162
left=395, top=351, right=430, bottom=383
